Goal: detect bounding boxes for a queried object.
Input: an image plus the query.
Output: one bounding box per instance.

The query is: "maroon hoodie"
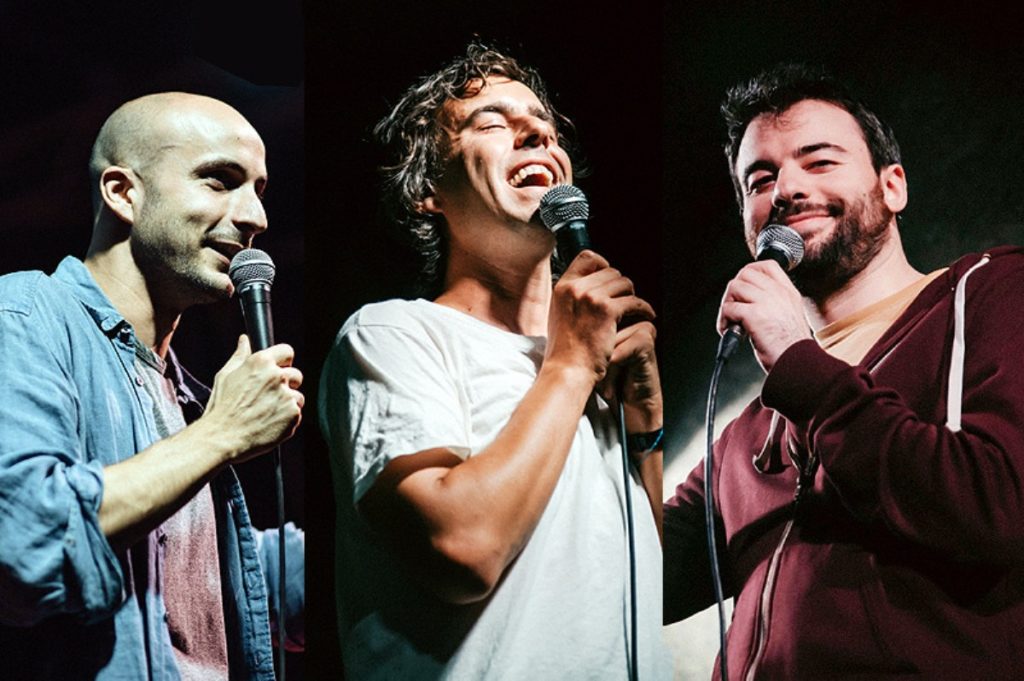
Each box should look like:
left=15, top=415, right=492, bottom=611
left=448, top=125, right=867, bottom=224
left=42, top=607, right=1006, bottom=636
left=665, top=246, right=1024, bottom=680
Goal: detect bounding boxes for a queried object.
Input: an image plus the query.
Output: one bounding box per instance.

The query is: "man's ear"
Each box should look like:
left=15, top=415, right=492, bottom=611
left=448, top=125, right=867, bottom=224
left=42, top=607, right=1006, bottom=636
left=99, top=166, right=140, bottom=225
left=879, top=163, right=908, bottom=214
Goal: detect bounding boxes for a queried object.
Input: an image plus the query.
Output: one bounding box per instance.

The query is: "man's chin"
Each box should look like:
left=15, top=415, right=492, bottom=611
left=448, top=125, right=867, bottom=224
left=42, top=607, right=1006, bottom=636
left=191, top=271, right=235, bottom=304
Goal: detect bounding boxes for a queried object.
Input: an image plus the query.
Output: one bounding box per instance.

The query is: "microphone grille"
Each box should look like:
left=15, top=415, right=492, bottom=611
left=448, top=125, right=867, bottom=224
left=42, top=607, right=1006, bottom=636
left=539, top=184, right=589, bottom=232
left=229, top=248, right=276, bottom=289
left=756, top=224, right=805, bottom=271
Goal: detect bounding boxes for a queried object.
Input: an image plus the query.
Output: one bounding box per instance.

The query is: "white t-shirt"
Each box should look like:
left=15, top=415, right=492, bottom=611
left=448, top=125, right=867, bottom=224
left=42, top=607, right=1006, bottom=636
left=319, top=299, right=670, bottom=680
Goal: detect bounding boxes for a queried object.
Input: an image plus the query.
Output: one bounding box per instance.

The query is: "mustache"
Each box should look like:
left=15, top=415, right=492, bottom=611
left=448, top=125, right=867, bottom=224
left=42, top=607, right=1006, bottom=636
left=204, top=231, right=250, bottom=247
left=770, top=200, right=844, bottom=224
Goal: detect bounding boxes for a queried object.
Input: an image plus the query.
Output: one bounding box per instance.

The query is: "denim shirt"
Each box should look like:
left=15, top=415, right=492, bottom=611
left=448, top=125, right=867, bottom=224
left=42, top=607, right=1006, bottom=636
left=0, top=257, right=278, bottom=680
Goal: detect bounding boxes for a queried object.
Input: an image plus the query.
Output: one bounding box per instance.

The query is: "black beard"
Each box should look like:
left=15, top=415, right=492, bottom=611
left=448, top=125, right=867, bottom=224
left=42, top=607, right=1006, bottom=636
left=787, top=183, right=893, bottom=300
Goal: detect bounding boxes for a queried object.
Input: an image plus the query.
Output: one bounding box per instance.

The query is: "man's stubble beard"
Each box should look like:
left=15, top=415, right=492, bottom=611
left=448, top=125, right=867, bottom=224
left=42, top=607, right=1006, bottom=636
left=789, top=182, right=894, bottom=301
left=130, top=195, right=229, bottom=312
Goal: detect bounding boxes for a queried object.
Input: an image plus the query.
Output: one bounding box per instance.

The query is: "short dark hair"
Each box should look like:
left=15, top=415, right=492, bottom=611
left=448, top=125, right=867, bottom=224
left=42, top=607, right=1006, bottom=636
left=721, top=63, right=901, bottom=206
left=375, top=43, right=575, bottom=295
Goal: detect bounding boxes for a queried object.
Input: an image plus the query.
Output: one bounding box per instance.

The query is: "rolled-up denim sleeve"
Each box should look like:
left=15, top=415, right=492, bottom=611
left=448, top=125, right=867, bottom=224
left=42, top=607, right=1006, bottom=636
left=256, top=522, right=304, bottom=652
left=0, top=291, right=124, bottom=626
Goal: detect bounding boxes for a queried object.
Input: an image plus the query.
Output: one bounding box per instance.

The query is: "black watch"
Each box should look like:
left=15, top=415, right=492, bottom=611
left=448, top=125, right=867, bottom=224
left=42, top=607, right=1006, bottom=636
left=626, top=427, right=664, bottom=456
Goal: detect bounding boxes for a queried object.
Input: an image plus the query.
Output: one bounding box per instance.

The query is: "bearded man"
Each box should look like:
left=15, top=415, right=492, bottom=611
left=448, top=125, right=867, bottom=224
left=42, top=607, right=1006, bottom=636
left=664, top=64, right=1024, bottom=679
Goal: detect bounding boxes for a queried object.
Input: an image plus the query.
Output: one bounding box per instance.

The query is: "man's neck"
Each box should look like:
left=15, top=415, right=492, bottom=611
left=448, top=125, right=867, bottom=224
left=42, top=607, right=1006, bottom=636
left=806, top=228, right=924, bottom=329
left=435, top=239, right=553, bottom=337
left=84, top=246, right=180, bottom=358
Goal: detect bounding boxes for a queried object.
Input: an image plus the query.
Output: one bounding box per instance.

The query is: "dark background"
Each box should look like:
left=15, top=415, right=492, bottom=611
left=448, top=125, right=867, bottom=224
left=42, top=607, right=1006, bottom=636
left=659, top=0, right=1024, bottom=497
left=304, top=1, right=663, bottom=676
left=661, top=0, right=1024, bottom=481
left=305, top=2, right=1024, bottom=677
left=8, top=1, right=1024, bottom=678
left=659, top=3, right=1024, bottom=673
left=0, top=3, right=305, bottom=678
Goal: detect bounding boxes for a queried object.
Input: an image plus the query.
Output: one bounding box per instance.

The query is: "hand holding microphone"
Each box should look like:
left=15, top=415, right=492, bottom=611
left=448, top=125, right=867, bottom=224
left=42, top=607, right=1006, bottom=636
left=716, top=225, right=810, bottom=372
left=200, top=249, right=304, bottom=463
left=540, top=186, right=661, bottom=430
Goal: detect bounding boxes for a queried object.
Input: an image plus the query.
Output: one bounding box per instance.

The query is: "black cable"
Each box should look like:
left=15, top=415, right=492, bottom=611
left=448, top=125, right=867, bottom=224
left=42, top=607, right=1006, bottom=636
left=617, top=399, right=640, bottom=681
left=275, top=447, right=286, bottom=681
left=705, top=356, right=730, bottom=681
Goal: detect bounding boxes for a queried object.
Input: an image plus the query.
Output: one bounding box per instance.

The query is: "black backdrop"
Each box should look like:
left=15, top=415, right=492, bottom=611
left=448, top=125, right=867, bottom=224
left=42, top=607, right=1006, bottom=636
left=6, top=1, right=1024, bottom=679
left=305, top=1, right=1024, bottom=677
left=0, top=3, right=305, bottom=678
left=661, top=0, right=1024, bottom=479
left=304, top=2, right=663, bottom=675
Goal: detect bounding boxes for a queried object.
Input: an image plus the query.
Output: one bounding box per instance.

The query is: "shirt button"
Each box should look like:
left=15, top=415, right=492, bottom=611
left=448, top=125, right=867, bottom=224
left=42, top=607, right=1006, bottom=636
left=135, top=376, right=144, bottom=386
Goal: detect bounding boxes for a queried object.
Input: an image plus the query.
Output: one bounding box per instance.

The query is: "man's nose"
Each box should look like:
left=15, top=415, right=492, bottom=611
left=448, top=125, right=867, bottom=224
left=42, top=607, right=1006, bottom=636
left=772, top=166, right=809, bottom=210
left=233, top=188, right=268, bottom=242
left=516, top=116, right=554, bottom=149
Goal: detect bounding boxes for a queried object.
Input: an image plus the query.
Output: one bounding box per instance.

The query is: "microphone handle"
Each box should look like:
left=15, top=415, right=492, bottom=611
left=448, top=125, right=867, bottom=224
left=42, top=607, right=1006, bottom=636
left=240, top=282, right=275, bottom=351
left=556, top=219, right=592, bottom=262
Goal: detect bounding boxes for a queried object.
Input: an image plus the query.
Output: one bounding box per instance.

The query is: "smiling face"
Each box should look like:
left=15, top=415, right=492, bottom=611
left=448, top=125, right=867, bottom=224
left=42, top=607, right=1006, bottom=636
left=128, top=99, right=268, bottom=307
left=424, top=77, right=571, bottom=242
left=735, top=99, right=906, bottom=296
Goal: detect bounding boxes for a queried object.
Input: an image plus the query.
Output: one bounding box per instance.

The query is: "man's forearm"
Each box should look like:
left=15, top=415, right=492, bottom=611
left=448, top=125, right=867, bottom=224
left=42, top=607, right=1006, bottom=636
left=623, top=395, right=664, bottom=540
left=363, top=361, right=595, bottom=602
left=636, top=449, right=663, bottom=541
left=98, top=418, right=234, bottom=549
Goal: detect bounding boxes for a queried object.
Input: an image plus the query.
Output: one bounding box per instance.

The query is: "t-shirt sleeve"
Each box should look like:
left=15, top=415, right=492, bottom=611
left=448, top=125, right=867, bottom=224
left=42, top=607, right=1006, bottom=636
left=319, top=313, right=470, bottom=504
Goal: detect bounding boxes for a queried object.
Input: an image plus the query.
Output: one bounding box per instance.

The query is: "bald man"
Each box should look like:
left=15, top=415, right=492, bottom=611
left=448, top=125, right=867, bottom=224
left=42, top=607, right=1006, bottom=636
left=0, top=93, right=303, bottom=680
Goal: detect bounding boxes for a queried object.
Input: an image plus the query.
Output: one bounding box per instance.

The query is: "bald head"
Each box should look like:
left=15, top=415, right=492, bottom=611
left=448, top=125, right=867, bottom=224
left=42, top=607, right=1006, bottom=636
left=88, top=92, right=260, bottom=215
left=85, top=91, right=269, bottom=313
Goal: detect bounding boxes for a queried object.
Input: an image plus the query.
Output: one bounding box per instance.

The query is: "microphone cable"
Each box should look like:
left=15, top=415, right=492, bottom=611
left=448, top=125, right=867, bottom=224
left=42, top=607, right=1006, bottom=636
left=705, top=345, right=731, bottom=681
left=617, top=397, right=640, bottom=681
left=275, top=449, right=287, bottom=681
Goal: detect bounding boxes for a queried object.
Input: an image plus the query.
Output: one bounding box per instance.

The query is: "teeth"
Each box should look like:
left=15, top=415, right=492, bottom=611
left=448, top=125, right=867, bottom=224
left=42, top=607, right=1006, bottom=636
left=509, top=164, right=554, bottom=188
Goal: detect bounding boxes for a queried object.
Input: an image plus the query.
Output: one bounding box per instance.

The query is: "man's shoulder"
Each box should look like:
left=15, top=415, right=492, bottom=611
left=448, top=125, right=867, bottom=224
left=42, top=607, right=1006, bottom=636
left=949, top=245, right=1024, bottom=279
left=338, top=298, right=442, bottom=339
left=324, top=299, right=460, bottom=377
left=939, top=245, right=1024, bottom=302
left=0, top=269, right=67, bottom=318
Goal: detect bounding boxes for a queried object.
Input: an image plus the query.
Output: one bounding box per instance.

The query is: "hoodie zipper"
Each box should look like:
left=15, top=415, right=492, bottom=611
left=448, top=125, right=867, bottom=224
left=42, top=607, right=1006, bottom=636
left=743, top=516, right=793, bottom=681
left=744, top=457, right=814, bottom=680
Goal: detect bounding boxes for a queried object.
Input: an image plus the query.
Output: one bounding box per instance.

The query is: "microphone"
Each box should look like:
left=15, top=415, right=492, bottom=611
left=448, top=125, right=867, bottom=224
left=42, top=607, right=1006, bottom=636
left=716, top=224, right=804, bottom=361
left=539, top=184, right=591, bottom=262
left=229, top=248, right=276, bottom=351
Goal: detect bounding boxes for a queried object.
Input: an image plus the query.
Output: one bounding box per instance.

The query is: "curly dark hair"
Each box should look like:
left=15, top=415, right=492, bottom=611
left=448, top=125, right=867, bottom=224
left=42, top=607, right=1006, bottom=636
left=721, top=63, right=902, bottom=207
left=374, top=43, right=575, bottom=295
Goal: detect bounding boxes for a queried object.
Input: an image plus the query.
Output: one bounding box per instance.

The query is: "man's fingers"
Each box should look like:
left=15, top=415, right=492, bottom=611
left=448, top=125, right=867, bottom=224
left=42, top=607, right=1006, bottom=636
left=218, top=335, right=251, bottom=375
left=253, top=343, right=296, bottom=367
left=560, top=249, right=609, bottom=280
left=587, top=271, right=634, bottom=300
left=719, top=299, right=765, bottom=334
left=609, top=322, right=656, bottom=365
left=610, top=296, right=655, bottom=324
left=598, top=364, right=621, bottom=400
left=282, top=367, right=304, bottom=389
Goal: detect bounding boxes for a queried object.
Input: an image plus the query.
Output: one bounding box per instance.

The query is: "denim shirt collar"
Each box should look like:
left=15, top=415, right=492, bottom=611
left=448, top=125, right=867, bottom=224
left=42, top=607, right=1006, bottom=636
left=51, top=255, right=210, bottom=411
left=51, top=256, right=128, bottom=336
